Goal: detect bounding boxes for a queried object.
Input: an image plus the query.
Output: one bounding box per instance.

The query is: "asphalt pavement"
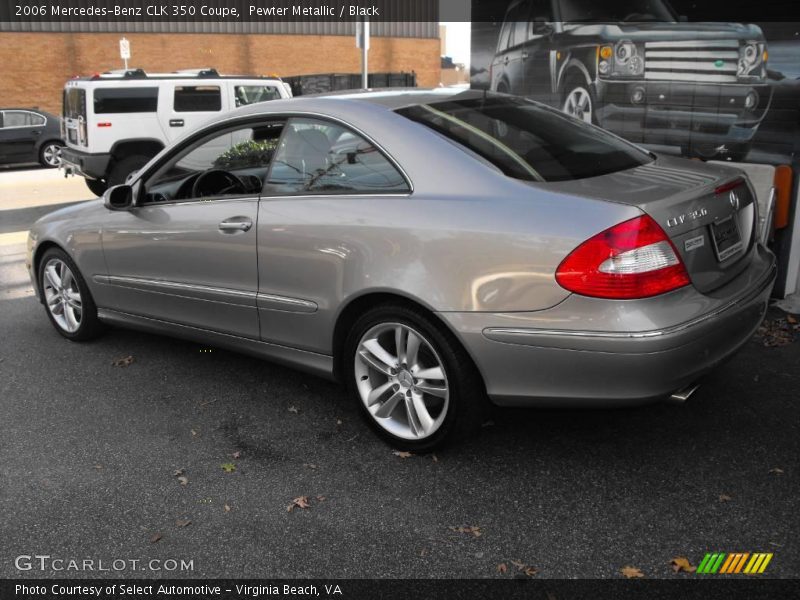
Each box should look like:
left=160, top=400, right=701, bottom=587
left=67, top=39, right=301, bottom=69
left=0, top=167, right=798, bottom=579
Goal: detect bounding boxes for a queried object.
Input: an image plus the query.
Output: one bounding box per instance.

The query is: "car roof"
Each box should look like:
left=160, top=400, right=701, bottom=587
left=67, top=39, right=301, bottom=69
left=232, top=87, right=493, bottom=116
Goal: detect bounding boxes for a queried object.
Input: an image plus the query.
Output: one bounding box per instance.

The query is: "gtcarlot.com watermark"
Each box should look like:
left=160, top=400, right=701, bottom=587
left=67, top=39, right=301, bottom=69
left=15, top=554, right=194, bottom=573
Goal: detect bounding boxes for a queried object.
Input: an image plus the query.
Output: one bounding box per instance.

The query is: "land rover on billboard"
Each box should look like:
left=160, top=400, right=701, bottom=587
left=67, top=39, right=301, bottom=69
left=489, top=0, right=772, bottom=161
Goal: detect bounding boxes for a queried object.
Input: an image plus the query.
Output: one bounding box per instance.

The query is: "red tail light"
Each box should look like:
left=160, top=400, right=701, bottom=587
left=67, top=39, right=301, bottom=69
left=555, top=215, right=690, bottom=299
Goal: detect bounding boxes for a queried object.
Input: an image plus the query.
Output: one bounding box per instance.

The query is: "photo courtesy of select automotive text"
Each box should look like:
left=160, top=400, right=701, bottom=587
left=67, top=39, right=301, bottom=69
left=0, top=0, right=799, bottom=598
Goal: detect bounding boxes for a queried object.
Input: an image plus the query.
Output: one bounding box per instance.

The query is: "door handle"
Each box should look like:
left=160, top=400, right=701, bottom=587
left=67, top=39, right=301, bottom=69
left=169, top=119, right=185, bottom=127
left=31, top=130, right=42, bottom=136
left=504, top=56, right=510, bottom=65
left=521, top=51, right=529, bottom=60
left=219, top=219, right=253, bottom=233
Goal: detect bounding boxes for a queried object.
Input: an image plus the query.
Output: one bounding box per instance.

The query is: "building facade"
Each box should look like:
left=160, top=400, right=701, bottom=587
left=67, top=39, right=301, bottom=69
left=0, top=21, right=440, bottom=115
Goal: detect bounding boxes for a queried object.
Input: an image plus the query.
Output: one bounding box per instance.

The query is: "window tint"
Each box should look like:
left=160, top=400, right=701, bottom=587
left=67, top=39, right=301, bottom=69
left=94, top=88, right=158, bottom=114
left=3, top=111, right=39, bottom=127
left=145, top=122, right=284, bottom=202
left=174, top=86, right=222, bottom=112
left=234, top=85, right=282, bottom=107
left=530, top=0, right=553, bottom=30
left=264, top=117, right=409, bottom=196
left=397, top=94, right=652, bottom=182
left=63, top=88, right=86, bottom=119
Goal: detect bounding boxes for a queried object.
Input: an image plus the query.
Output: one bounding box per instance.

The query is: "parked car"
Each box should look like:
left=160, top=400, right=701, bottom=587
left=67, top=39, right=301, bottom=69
left=60, top=68, right=293, bottom=196
left=27, top=89, right=776, bottom=450
left=0, top=108, right=64, bottom=168
left=490, top=0, right=773, bottom=161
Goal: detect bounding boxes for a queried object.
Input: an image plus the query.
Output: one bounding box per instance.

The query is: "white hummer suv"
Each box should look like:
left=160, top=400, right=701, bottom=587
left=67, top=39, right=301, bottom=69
left=61, top=68, right=292, bottom=195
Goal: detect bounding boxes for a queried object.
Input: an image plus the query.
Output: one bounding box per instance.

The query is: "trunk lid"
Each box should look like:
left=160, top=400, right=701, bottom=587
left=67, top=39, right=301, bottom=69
left=545, top=155, right=757, bottom=293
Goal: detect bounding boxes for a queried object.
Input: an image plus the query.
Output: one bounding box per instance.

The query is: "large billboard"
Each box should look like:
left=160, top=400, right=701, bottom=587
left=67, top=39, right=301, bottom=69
left=470, top=0, right=800, bottom=166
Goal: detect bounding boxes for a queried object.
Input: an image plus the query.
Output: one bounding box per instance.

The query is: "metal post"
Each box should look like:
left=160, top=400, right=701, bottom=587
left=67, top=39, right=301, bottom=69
left=360, top=17, right=369, bottom=89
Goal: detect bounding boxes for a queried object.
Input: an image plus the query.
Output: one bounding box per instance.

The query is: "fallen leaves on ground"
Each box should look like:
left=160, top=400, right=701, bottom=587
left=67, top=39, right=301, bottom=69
left=303, top=463, right=318, bottom=470
left=190, top=429, right=198, bottom=437
left=221, top=462, right=237, bottom=473
left=392, top=451, right=413, bottom=459
left=112, top=355, right=135, bottom=367
left=287, top=496, right=311, bottom=512
left=754, top=314, right=799, bottom=347
left=175, top=519, right=192, bottom=528
left=620, top=566, right=645, bottom=578
left=173, top=468, right=184, bottom=477
left=288, top=406, right=300, bottom=414
left=224, top=504, right=231, bottom=513
left=177, top=476, right=189, bottom=486
left=231, top=451, right=241, bottom=459
left=509, top=560, right=538, bottom=577
left=316, top=495, right=326, bottom=502
left=769, top=467, right=784, bottom=475
left=497, top=563, right=508, bottom=574
left=431, top=454, right=439, bottom=463
left=150, top=533, right=162, bottom=544
left=449, top=525, right=482, bottom=538
left=671, top=557, right=696, bottom=573
left=719, top=494, right=732, bottom=502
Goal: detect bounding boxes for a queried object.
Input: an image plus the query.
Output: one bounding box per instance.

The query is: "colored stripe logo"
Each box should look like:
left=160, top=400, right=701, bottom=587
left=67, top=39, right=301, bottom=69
left=696, top=552, right=773, bottom=574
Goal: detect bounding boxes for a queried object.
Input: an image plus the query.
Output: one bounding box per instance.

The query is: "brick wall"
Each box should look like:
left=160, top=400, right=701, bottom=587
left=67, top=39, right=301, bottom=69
left=0, top=32, right=441, bottom=115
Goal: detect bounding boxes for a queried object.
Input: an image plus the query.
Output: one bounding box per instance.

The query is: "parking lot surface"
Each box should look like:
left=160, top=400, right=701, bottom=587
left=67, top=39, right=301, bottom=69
left=1, top=168, right=798, bottom=578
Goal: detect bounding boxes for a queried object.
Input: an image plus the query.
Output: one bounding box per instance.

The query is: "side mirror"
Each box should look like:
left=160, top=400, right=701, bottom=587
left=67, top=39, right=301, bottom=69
left=532, top=18, right=553, bottom=35
left=104, top=184, right=134, bottom=211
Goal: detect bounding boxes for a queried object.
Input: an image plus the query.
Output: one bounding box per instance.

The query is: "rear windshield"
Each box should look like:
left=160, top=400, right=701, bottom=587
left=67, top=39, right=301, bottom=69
left=63, top=88, right=86, bottom=119
left=94, top=87, right=158, bottom=114
left=396, top=95, right=652, bottom=182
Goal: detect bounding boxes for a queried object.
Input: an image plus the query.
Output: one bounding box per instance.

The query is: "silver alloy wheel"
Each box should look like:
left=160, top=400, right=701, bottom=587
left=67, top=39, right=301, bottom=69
left=563, top=87, right=593, bottom=123
left=41, top=143, right=62, bottom=167
left=43, top=258, right=82, bottom=333
left=355, top=322, right=450, bottom=441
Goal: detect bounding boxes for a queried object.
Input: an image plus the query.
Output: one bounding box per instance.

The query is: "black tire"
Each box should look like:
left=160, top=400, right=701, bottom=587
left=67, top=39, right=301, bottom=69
left=561, top=73, right=597, bottom=125
left=107, top=154, right=149, bottom=187
left=38, top=141, right=63, bottom=168
left=38, top=247, right=104, bottom=341
left=84, top=177, right=107, bottom=197
left=344, top=303, right=488, bottom=452
left=495, top=80, right=510, bottom=94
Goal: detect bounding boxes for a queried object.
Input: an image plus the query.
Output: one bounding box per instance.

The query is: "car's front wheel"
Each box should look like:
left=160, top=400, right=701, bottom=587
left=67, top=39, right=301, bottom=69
left=562, top=76, right=595, bottom=124
left=344, top=304, right=486, bottom=451
left=38, top=247, right=103, bottom=341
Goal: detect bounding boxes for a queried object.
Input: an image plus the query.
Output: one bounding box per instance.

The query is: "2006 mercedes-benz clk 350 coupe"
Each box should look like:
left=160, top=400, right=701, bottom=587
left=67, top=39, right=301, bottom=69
left=28, top=89, right=776, bottom=450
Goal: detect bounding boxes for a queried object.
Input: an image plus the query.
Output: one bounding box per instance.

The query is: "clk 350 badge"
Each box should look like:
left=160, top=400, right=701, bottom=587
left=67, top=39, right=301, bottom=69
left=666, top=207, right=708, bottom=228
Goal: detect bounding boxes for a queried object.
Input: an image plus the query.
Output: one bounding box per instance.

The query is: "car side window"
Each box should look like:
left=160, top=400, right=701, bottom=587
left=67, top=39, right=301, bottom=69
left=530, top=0, right=553, bottom=34
left=3, top=110, right=34, bottom=127
left=234, top=85, right=282, bottom=107
left=143, top=121, right=284, bottom=203
left=174, top=86, right=222, bottom=112
left=263, top=117, right=410, bottom=196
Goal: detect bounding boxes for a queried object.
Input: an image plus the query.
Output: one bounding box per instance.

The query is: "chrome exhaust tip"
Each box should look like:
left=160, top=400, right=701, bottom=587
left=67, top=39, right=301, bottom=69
left=667, top=383, right=700, bottom=404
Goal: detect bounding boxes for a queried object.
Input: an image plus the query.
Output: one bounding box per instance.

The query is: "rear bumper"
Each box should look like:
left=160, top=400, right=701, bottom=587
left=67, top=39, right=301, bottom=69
left=438, top=245, right=776, bottom=407
left=595, top=80, right=772, bottom=148
left=61, top=147, right=110, bottom=180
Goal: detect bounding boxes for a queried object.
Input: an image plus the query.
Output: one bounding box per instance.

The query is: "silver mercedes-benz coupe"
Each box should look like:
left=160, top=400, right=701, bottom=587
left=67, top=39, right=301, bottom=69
left=27, top=89, right=776, bottom=450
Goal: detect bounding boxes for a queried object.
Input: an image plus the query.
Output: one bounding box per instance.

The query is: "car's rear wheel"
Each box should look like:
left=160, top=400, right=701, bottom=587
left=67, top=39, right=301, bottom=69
left=108, top=155, right=149, bottom=187
left=39, top=142, right=62, bottom=168
left=562, top=75, right=595, bottom=124
left=84, top=177, right=107, bottom=197
left=344, top=304, right=486, bottom=451
left=38, top=247, right=103, bottom=341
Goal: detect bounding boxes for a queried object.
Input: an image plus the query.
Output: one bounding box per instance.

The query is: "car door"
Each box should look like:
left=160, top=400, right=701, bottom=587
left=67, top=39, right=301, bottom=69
left=162, top=83, right=226, bottom=142
left=99, top=120, right=279, bottom=338
left=493, top=0, right=532, bottom=94
left=521, top=0, right=558, bottom=103
left=0, top=110, right=42, bottom=163
left=255, top=116, right=411, bottom=354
